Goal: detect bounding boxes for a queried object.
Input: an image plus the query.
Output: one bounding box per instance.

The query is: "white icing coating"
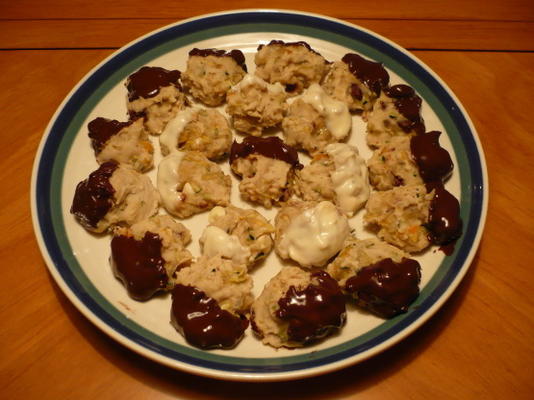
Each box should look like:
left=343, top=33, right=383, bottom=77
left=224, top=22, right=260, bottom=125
left=157, top=153, right=185, bottom=213
left=279, top=201, right=350, bottom=267
left=231, top=74, right=285, bottom=95
left=325, top=143, right=370, bottom=217
left=301, top=83, right=351, bottom=139
left=208, top=206, right=226, bottom=222
left=200, top=225, right=251, bottom=265
left=159, top=107, right=197, bottom=155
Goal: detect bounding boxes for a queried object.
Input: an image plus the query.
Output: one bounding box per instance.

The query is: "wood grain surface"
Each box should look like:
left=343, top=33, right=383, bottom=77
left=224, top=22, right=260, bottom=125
left=1, top=1, right=533, bottom=399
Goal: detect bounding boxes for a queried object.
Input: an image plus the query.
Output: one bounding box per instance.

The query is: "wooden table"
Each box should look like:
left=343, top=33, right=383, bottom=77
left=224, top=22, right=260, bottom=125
left=1, top=1, right=533, bottom=398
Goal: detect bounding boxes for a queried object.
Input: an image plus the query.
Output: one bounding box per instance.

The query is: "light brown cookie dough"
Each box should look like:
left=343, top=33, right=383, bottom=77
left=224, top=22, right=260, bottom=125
left=366, top=84, right=425, bottom=148
left=174, top=255, right=254, bottom=315
left=232, top=155, right=294, bottom=208
left=321, top=61, right=372, bottom=112
left=181, top=48, right=247, bottom=106
left=282, top=101, right=335, bottom=155
left=88, top=117, right=154, bottom=172
left=126, top=66, right=187, bottom=135
left=295, top=152, right=337, bottom=204
left=274, top=200, right=350, bottom=268
left=71, top=162, right=159, bottom=233
left=282, top=84, right=351, bottom=155
left=230, top=136, right=302, bottom=208
left=159, top=107, right=232, bottom=160
left=364, top=184, right=433, bottom=253
left=367, top=135, right=423, bottom=191
left=200, top=206, right=274, bottom=268
left=322, top=54, right=390, bottom=113
left=296, top=143, right=369, bottom=217
left=110, top=215, right=193, bottom=300
left=251, top=266, right=346, bottom=348
left=157, top=151, right=231, bottom=219
left=226, top=75, right=287, bottom=136
left=254, top=40, right=329, bottom=95
left=326, top=236, right=407, bottom=287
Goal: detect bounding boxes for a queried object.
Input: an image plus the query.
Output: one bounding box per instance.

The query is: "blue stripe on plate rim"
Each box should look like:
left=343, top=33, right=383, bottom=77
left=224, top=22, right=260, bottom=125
left=31, top=10, right=487, bottom=380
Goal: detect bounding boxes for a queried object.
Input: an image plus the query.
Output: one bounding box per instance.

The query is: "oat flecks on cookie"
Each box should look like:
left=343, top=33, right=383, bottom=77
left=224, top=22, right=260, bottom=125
left=200, top=205, right=274, bottom=269
left=181, top=48, right=247, bottom=107
left=364, top=184, right=433, bottom=253
left=255, top=40, right=329, bottom=95
left=159, top=107, right=232, bottom=160
left=367, top=135, right=423, bottom=191
left=157, top=151, right=231, bottom=219
left=226, top=74, right=288, bottom=136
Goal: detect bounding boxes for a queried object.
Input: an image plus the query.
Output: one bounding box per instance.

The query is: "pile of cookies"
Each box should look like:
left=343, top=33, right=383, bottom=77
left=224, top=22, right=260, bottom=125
left=71, top=40, right=462, bottom=350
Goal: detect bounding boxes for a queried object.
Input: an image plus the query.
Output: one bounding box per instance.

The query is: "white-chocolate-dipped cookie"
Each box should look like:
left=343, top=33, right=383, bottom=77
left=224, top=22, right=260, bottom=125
left=160, top=107, right=232, bottom=160
left=274, top=200, right=350, bottom=268
left=282, top=84, right=351, bottom=155
left=199, top=205, right=274, bottom=268
left=296, top=143, right=369, bottom=217
left=157, top=151, right=231, bottom=219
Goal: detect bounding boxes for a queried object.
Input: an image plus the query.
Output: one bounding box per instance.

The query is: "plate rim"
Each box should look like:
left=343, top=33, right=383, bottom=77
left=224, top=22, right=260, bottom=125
left=30, top=8, right=489, bottom=382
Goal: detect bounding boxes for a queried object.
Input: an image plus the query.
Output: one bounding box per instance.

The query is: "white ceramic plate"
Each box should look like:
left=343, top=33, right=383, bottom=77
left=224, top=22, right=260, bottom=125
left=31, top=10, right=488, bottom=381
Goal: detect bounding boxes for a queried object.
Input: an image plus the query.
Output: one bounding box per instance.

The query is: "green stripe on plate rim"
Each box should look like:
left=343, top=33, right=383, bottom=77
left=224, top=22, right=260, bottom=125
left=48, top=21, right=472, bottom=366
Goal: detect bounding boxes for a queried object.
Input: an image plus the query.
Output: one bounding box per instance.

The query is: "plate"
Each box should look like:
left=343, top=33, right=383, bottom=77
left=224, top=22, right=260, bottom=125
left=31, top=9, right=488, bottom=381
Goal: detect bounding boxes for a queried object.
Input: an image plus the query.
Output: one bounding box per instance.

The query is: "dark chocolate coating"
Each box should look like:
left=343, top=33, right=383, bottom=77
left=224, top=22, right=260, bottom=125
left=345, top=258, right=421, bottom=318
left=70, top=161, right=118, bottom=230
left=111, top=232, right=168, bottom=301
left=230, top=136, right=303, bottom=169
left=171, top=284, right=249, bottom=349
left=87, top=117, right=134, bottom=154
left=425, top=182, right=463, bottom=248
left=342, top=53, right=390, bottom=95
left=126, top=66, right=181, bottom=101
left=410, top=131, right=453, bottom=183
left=189, top=48, right=247, bottom=72
left=384, top=84, right=425, bottom=134
left=276, top=271, right=346, bottom=344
